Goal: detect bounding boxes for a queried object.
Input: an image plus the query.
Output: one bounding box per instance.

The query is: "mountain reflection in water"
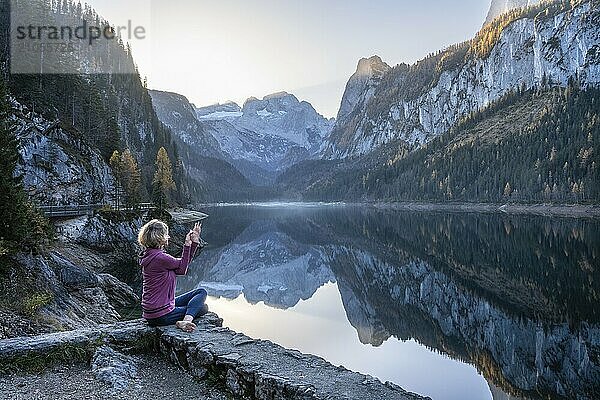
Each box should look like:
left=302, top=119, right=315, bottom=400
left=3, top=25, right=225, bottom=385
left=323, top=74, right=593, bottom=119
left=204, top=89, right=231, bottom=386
left=177, top=205, right=600, bottom=400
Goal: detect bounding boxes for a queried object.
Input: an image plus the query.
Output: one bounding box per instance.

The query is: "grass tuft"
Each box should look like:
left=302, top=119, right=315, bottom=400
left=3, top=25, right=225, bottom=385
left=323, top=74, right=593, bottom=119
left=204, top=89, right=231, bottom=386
left=21, top=292, right=54, bottom=317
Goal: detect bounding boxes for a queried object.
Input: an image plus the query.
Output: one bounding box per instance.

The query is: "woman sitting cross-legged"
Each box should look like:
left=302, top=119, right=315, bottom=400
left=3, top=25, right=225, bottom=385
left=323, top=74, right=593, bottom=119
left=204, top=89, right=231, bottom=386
left=138, top=219, right=208, bottom=332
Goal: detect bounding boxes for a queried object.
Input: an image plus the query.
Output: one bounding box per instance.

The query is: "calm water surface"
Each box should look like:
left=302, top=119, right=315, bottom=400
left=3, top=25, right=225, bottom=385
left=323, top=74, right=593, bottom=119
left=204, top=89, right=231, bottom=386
left=177, top=204, right=600, bottom=400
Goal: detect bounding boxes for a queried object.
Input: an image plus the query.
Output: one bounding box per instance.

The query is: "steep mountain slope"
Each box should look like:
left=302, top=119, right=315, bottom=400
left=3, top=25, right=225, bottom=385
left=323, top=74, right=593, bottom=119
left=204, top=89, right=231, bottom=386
left=198, top=116, right=291, bottom=185
left=12, top=98, right=113, bottom=206
left=485, top=0, right=543, bottom=25
left=2, top=0, right=195, bottom=204
left=322, top=56, right=391, bottom=159
left=235, top=92, right=334, bottom=150
left=323, top=0, right=600, bottom=159
left=148, top=90, right=223, bottom=156
left=336, top=57, right=392, bottom=124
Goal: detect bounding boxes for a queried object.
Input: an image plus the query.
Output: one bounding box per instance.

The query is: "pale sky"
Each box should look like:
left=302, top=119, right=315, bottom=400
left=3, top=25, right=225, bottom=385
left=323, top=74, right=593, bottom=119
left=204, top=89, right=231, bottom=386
left=85, top=0, right=490, bottom=117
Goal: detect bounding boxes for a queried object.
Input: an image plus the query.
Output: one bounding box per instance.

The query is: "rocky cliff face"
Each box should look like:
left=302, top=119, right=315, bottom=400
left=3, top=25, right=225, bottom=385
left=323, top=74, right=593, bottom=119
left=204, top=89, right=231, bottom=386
left=485, top=0, right=543, bottom=25
left=324, top=1, right=600, bottom=159
left=12, top=99, right=114, bottom=206
left=321, top=56, right=391, bottom=159
left=0, top=228, right=140, bottom=339
left=335, top=56, right=391, bottom=130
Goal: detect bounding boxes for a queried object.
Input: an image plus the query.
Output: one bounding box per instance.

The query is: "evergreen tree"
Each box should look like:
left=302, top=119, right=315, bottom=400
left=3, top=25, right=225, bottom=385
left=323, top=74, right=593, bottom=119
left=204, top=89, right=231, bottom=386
left=0, top=81, right=48, bottom=268
left=152, top=147, right=175, bottom=210
left=504, top=182, right=513, bottom=198
left=0, top=84, right=28, bottom=253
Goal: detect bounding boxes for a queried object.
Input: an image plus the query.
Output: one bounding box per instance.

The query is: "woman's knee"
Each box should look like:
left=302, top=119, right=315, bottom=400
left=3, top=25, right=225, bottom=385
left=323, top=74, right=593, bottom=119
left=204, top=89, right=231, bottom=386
left=188, top=288, right=207, bottom=304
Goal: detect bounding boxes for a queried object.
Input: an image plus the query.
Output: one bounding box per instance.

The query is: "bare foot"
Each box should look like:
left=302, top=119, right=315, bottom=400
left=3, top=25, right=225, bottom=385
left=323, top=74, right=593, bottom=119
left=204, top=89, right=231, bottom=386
left=176, top=320, right=196, bottom=332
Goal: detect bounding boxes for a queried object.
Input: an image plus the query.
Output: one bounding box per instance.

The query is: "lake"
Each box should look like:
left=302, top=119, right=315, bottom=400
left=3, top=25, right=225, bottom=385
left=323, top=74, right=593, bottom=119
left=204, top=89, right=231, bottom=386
left=177, top=204, right=600, bottom=400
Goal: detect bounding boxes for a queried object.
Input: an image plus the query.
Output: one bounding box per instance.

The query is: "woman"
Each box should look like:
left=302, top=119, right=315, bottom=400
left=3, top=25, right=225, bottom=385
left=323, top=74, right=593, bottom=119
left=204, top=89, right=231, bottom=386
left=138, top=219, right=207, bottom=332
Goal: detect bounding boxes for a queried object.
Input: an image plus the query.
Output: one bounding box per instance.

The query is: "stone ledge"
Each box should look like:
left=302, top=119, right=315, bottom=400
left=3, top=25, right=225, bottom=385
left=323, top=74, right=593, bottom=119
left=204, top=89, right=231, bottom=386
left=0, top=319, right=158, bottom=375
left=0, top=314, right=428, bottom=400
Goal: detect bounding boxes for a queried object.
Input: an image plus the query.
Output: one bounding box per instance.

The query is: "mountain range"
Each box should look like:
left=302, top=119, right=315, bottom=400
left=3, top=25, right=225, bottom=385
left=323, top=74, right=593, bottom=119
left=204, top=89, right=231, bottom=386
left=4, top=0, right=599, bottom=207
left=277, top=0, right=600, bottom=203
left=324, top=0, right=599, bottom=159
left=145, top=0, right=599, bottom=204
left=150, top=90, right=334, bottom=186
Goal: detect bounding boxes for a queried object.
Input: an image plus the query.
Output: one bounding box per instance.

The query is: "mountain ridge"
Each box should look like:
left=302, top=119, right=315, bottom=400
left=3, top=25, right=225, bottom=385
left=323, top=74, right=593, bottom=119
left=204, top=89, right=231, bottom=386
left=148, top=89, right=262, bottom=201
left=151, top=89, right=335, bottom=186
left=322, top=0, right=599, bottom=160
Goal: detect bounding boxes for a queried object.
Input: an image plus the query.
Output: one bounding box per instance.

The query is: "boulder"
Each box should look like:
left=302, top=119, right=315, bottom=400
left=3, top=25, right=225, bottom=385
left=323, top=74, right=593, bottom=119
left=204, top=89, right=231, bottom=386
left=91, top=345, right=137, bottom=391
left=49, top=252, right=98, bottom=290
left=97, top=273, right=139, bottom=310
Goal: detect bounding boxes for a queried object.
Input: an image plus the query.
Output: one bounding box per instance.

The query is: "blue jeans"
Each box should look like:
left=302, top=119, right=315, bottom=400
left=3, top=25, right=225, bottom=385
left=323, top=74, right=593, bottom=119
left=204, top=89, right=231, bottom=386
left=146, top=288, right=208, bottom=327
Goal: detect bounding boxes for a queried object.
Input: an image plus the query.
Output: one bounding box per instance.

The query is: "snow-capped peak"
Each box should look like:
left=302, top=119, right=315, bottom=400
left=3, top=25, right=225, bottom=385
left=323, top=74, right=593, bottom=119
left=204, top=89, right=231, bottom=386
left=196, top=102, right=243, bottom=121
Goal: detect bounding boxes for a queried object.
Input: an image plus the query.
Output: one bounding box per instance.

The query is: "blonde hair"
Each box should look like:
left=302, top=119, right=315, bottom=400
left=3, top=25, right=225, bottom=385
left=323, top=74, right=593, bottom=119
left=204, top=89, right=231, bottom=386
left=138, top=219, right=169, bottom=250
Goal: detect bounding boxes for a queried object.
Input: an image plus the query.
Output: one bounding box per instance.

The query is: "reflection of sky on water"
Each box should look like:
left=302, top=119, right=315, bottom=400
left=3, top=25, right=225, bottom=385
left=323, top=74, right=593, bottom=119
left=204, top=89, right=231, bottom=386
left=206, top=282, right=492, bottom=400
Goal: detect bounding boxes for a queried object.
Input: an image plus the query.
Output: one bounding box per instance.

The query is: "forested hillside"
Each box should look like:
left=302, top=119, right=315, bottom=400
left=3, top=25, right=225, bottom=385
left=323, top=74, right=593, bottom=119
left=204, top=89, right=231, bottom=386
left=1, top=0, right=195, bottom=204
left=279, top=83, right=600, bottom=203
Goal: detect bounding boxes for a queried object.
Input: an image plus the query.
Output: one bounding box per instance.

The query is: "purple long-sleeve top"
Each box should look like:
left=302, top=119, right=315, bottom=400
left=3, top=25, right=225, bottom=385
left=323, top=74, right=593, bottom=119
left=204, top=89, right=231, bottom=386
left=140, top=242, right=198, bottom=319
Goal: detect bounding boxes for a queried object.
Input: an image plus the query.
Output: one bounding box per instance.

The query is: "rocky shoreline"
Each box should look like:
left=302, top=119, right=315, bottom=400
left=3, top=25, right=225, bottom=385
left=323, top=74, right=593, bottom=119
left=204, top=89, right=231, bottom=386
left=0, top=315, right=428, bottom=400
left=371, top=201, right=600, bottom=218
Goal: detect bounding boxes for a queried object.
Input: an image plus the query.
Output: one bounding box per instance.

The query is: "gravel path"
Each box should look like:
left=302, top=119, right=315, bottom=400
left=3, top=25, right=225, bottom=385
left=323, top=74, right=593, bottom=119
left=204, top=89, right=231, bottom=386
left=0, top=354, right=232, bottom=400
